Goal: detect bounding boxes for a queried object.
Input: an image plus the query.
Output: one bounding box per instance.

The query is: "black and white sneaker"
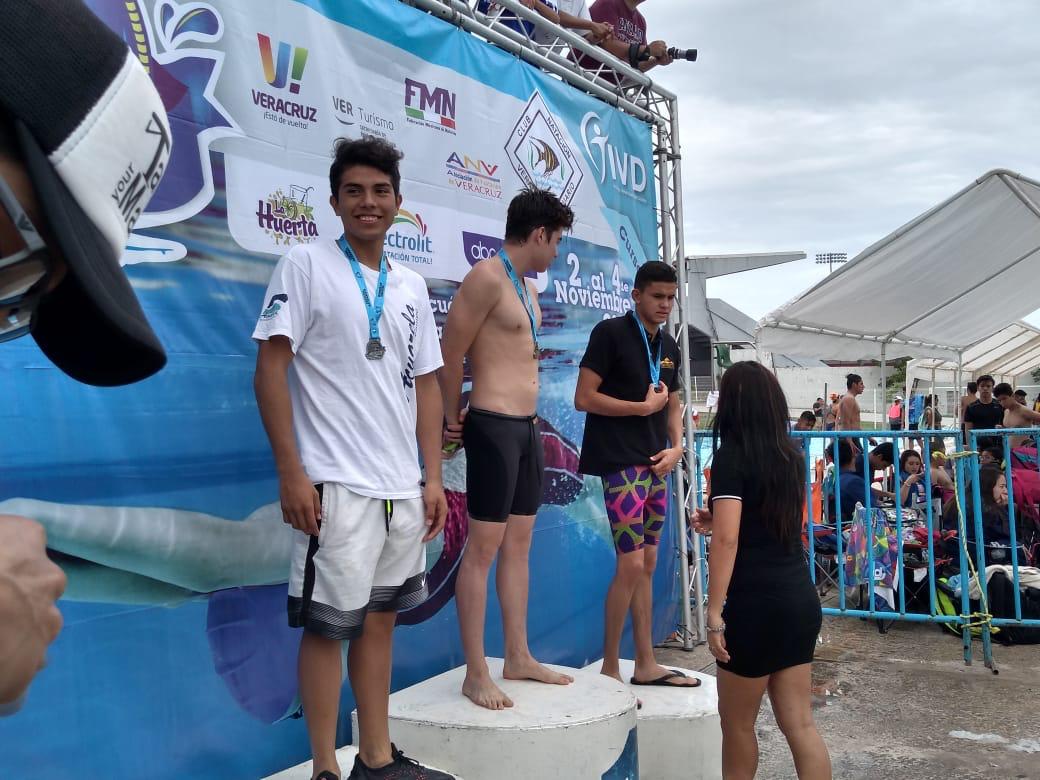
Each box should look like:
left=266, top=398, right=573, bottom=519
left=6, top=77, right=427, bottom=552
left=347, top=744, right=455, bottom=779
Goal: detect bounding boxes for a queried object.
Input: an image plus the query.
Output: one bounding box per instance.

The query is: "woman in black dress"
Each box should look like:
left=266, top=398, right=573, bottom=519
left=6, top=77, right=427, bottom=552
left=693, top=362, right=831, bottom=779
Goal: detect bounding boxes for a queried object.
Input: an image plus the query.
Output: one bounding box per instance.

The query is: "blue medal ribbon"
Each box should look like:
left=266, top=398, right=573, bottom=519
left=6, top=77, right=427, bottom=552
left=337, top=235, right=388, bottom=358
left=499, top=248, right=539, bottom=359
left=631, top=311, right=663, bottom=388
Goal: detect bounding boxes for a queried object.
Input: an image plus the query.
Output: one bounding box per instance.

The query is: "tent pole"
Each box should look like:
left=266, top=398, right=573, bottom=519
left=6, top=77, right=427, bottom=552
left=880, top=342, right=887, bottom=429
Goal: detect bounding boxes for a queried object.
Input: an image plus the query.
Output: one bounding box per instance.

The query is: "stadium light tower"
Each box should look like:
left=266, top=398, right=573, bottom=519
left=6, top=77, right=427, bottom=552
left=815, top=252, right=848, bottom=274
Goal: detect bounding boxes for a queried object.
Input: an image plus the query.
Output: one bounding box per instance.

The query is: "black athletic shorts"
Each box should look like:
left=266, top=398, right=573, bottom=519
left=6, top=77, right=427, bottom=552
left=464, top=408, right=544, bottom=521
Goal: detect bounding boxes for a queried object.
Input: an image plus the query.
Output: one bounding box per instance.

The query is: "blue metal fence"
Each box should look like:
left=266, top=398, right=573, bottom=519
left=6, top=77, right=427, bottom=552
left=687, top=427, right=1040, bottom=671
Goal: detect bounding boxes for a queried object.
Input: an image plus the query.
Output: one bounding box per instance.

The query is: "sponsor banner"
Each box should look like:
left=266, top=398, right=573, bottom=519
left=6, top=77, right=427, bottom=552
left=4, top=1, right=671, bottom=778
left=225, top=153, right=342, bottom=254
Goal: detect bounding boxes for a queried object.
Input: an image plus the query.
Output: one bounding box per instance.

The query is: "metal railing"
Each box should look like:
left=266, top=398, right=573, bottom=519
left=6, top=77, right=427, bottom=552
left=684, top=428, right=1040, bottom=669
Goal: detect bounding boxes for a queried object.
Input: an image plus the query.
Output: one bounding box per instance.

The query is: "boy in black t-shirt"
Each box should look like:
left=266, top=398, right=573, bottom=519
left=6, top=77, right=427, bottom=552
left=574, top=261, right=699, bottom=690
left=964, top=375, right=1004, bottom=449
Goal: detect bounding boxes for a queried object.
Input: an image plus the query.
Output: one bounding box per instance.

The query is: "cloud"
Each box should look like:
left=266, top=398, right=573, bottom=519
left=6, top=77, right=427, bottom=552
left=640, top=0, right=1040, bottom=320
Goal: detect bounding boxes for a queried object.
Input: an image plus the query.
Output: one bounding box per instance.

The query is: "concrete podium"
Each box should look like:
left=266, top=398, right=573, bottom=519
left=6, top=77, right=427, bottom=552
left=265, top=746, right=461, bottom=779
left=580, top=660, right=722, bottom=780
left=353, top=658, right=639, bottom=779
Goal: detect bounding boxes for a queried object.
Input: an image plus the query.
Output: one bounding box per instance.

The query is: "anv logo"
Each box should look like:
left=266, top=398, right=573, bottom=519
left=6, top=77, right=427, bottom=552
left=580, top=112, right=647, bottom=194
left=257, top=34, right=309, bottom=94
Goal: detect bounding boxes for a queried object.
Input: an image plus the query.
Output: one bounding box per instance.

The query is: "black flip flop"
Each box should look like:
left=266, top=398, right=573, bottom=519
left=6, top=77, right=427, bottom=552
left=630, top=669, right=702, bottom=688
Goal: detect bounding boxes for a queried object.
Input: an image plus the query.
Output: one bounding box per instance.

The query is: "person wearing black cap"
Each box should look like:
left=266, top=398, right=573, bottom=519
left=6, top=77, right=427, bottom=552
left=0, top=0, right=171, bottom=386
left=0, top=0, right=171, bottom=714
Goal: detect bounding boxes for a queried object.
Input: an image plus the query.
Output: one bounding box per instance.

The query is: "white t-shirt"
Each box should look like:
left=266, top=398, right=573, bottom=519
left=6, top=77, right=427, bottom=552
left=253, top=238, right=443, bottom=499
left=533, top=0, right=591, bottom=44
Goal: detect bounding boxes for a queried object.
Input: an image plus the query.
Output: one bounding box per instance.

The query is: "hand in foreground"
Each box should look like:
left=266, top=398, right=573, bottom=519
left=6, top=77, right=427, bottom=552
left=422, top=481, right=448, bottom=542
left=690, top=507, right=713, bottom=535
left=647, top=40, right=668, bottom=58
left=0, top=515, right=66, bottom=706
left=650, top=446, right=682, bottom=478
left=280, top=469, right=321, bottom=536
left=642, top=384, right=669, bottom=416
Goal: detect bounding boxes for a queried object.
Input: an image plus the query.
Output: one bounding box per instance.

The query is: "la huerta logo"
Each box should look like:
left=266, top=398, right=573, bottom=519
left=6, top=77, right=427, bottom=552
left=253, top=34, right=318, bottom=129
left=256, top=184, right=318, bottom=245
left=385, top=209, right=434, bottom=266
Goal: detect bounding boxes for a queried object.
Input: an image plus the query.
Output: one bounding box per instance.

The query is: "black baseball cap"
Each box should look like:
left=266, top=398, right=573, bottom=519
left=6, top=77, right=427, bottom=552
left=0, top=0, right=171, bottom=386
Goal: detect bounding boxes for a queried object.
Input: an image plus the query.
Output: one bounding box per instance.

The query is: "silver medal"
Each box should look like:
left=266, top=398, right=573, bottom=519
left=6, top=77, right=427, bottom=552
left=365, top=338, right=386, bottom=360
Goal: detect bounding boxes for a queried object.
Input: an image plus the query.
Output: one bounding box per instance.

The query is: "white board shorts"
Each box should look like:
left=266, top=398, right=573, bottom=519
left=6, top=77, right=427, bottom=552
left=287, top=482, right=428, bottom=639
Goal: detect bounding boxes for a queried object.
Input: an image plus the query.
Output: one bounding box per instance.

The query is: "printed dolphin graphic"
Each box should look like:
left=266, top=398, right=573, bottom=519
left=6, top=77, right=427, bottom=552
left=260, top=293, right=288, bottom=319
left=530, top=138, right=560, bottom=175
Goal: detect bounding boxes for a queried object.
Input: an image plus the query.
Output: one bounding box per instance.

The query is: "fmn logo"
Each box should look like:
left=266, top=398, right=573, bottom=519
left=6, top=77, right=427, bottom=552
left=404, top=77, right=457, bottom=134
left=504, top=92, right=582, bottom=205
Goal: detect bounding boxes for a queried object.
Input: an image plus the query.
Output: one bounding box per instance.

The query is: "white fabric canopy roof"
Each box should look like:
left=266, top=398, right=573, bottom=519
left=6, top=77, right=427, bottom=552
left=908, top=321, right=1040, bottom=378
left=756, top=169, right=1040, bottom=363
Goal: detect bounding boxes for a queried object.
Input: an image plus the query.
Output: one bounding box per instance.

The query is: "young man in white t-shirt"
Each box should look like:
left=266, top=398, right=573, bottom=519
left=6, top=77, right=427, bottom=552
left=253, top=138, right=452, bottom=780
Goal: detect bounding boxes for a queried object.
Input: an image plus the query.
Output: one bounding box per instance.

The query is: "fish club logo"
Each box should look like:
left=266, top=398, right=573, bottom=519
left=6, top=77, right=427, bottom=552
left=256, top=184, right=318, bottom=245
left=385, top=209, right=434, bottom=266
left=504, top=92, right=582, bottom=205
left=446, top=152, right=502, bottom=201
left=404, top=77, right=457, bottom=134
left=251, top=34, right=317, bottom=128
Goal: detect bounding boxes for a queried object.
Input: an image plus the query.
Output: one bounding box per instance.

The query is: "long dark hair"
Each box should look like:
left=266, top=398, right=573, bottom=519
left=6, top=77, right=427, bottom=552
left=712, top=361, right=805, bottom=545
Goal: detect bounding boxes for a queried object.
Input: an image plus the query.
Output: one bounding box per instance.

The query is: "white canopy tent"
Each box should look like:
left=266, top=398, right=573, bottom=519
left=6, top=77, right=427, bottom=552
left=908, top=321, right=1040, bottom=386
left=756, top=169, right=1040, bottom=420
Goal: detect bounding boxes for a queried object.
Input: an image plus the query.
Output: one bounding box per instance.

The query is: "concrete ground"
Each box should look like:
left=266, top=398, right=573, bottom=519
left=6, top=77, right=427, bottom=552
left=658, top=611, right=1040, bottom=779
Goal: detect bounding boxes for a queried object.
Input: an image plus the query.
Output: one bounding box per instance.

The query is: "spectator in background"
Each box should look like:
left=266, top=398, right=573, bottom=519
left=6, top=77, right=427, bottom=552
left=794, top=411, right=817, bottom=432
left=964, top=375, right=1003, bottom=449
left=1014, top=388, right=1028, bottom=406
left=920, top=394, right=946, bottom=456
left=586, top=0, right=674, bottom=73
left=960, top=380, right=978, bottom=445
left=1033, top=392, right=1040, bottom=414
left=1, top=0, right=173, bottom=714
left=540, top=0, right=614, bottom=44
left=898, top=449, right=928, bottom=508
left=812, top=396, right=824, bottom=424
left=824, top=393, right=839, bottom=431
left=828, top=439, right=868, bottom=524
left=887, top=396, right=904, bottom=430
left=907, top=392, right=924, bottom=451
left=994, top=383, right=1040, bottom=448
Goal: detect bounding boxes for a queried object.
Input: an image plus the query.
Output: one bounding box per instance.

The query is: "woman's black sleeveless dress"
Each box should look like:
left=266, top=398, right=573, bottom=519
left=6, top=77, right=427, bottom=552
left=708, top=444, right=822, bottom=678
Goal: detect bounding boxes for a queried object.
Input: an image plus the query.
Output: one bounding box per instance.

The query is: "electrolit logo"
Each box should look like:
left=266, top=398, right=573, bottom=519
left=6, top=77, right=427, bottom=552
left=385, top=209, right=434, bottom=265
left=580, top=111, right=647, bottom=195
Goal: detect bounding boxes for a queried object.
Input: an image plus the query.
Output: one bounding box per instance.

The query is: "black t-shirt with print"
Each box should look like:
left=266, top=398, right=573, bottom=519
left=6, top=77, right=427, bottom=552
left=578, top=313, right=680, bottom=476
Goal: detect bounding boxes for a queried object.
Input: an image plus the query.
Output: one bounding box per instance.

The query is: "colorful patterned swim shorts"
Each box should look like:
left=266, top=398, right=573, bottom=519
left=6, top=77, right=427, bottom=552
left=602, top=465, right=668, bottom=554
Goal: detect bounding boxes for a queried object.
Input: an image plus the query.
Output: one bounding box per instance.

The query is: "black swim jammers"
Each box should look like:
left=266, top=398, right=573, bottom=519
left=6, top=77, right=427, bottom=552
left=463, top=408, right=544, bottom=521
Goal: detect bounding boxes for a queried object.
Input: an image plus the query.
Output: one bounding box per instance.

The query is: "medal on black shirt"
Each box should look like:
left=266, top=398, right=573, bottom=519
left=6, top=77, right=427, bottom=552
left=631, top=311, right=664, bottom=392
left=338, top=235, right=388, bottom=360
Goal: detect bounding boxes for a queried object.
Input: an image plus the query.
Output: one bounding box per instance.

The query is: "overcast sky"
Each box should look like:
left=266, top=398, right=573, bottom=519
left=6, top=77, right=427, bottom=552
left=640, top=0, right=1040, bottom=323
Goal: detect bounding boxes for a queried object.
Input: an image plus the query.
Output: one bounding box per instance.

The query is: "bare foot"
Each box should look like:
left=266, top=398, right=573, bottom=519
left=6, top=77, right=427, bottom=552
left=632, top=662, right=700, bottom=687
left=462, top=673, right=514, bottom=710
left=503, top=655, right=574, bottom=685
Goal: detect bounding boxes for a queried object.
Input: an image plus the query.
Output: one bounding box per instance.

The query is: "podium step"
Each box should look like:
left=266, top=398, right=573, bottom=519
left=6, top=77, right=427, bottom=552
left=580, top=660, right=722, bottom=780
left=354, top=658, right=639, bottom=779
left=265, top=746, right=461, bottom=779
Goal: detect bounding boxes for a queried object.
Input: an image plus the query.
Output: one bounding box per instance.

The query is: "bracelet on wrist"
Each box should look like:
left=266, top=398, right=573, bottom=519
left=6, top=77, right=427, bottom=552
left=706, top=622, right=726, bottom=634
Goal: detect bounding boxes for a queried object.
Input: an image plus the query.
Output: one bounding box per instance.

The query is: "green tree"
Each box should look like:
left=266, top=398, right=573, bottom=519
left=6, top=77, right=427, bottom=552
left=885, top=358, right=909, bottom=399
left=1031, top=366, right=1040, bottom=385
